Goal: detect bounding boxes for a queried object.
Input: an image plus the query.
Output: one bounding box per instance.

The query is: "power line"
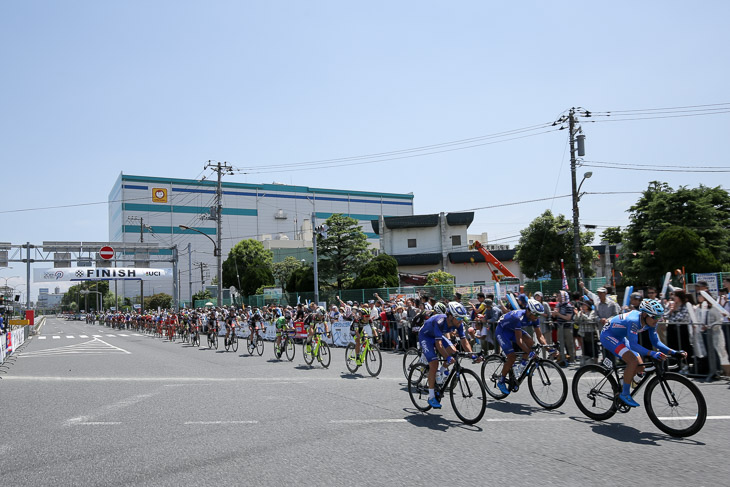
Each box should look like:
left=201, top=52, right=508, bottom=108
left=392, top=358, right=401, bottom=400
left=582, top=160, right=730, bottom=169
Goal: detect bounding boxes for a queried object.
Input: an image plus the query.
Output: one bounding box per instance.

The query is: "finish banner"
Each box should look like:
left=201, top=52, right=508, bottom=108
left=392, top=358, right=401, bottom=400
left=34, top=267, right=173, bottom=282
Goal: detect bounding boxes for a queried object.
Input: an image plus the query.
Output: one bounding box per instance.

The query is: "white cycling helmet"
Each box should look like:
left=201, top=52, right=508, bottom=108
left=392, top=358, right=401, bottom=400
left=526, top=298, right=546, bottom=316
left=433, top=302, right=448, bottom=314
left=446, top=301, right=468, bottom=319
left=639, top=298, right=664, bottom=317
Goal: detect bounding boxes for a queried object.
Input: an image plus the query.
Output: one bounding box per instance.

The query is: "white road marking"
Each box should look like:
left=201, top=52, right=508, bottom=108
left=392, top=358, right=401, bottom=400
left=66, top=336, right=74, bottom=339
left=53, top=336, right=60, bottom=339
left=17, top=338, right=132, bottom=358
left=64, top=393, right=157, bottom=427
left=119, top=334, right=129, bottom=337
left=72, top=422, right=122, bottom=426
left=657, top=415, right=730, bottom=421
left=106, top=334, right=116, bottom=337
left=79, top=335, right=88, bottom=338
left=38, top=336, right=46, bottom=340
left=331, top=419, right=407, bottom=424
left=184, top=421, right=258, bottom=425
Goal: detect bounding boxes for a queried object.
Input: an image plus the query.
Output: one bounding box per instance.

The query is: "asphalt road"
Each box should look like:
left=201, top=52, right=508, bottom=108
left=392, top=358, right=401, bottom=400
left=1, top=317, right=728, bottom=486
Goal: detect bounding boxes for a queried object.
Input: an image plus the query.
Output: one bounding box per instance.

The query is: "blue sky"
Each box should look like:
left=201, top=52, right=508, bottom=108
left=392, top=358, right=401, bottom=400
left=2, top=1, right=729, bottom=299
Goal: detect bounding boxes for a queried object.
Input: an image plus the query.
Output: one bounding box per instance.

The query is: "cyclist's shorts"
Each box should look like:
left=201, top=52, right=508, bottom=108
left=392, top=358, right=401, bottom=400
left=496, top=328, right=530, bottom=355
left=600, top=334, right=639, bottom=359
left=418, top=336, right=453, bottom=363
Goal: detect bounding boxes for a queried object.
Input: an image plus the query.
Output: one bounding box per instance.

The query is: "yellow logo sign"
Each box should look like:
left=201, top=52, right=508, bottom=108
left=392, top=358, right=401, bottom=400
left=152, top=188, right=168, bottom=203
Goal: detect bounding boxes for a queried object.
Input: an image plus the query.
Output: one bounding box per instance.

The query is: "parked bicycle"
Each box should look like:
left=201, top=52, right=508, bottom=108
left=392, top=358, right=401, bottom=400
left=345, top=328, right=382, bottom=376
left=572, top=355, right=707, bottom=437
left=408, top=352, right=487, bottom=424
left=481, top=344, right=567, bottom=410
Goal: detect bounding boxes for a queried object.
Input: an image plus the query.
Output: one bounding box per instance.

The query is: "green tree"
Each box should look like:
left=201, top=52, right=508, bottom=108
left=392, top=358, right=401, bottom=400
left=103, top=292, right=119, bottom=310
left=61, top=281, right=110, bottom=310
left=272, top=256, right=305, bottom=292
left=222, top=239, right=275, bottom=296
left=351, top=254, right=399, bottom=289
left=514, top=210, right=596, bottom=279
left=425, top=270, right=456, bottom=300
left=287, top=265, right=315, bottom=292
left=192, top=289, right=212, bottom=302
left=621, top=182, right=730, bottom=286
left=147, top=293, right=172, bottom=310
left=317, top=214, right=372, bottom=291
left=600, top=226, right=623, bottom=244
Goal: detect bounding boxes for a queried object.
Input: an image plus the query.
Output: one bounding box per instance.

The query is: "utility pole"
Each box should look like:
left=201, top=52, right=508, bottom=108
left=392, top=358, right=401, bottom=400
left=127, top=216, right=150, bottom=312
left=204, top=161, right=233, bottom=306
left=311, top=215, right=328, bottom=307
left=568, top=108, right=589, bottom=282
left=187, top=242, right=192, bottom=305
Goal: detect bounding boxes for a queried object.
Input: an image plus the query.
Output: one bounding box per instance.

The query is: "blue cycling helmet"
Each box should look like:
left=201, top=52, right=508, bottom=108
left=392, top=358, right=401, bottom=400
left=526, top=299, right=546, bottom=316
left=639, top=298, right=664, bottom=317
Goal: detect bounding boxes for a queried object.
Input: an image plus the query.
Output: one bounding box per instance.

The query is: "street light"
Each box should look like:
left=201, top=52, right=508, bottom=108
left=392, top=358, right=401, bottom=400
left=179, top=225, right=221, bottom=307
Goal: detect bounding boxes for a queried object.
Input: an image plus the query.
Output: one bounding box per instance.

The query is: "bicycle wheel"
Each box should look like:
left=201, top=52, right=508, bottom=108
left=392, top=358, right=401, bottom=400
left=528, top=359, right=568, bottom=409
left=403, top=347, right=420, bottom=379
left=285, top=337, right=296, bottom=361
left=303, top=341, right=314, bottom=365
left=572, top=365, right=618, bottom=421
left=345, top=343, right=359, bottom=373
left=450, top=368, right=487, bottom=425
left=247, top=336, right=255, bottom=355
left=480, top=354, right=508, bottom=400
left=212, top=333, right=218, bottom=350
left=224, top=336, right=231, bottom=352
left=231, top=334, right=238, bottom=353
left=192, top=333, right=199, bottom=347
left=365, top=345, right=383, bottom=377
left=407, top=363, right=432, bottom=412
left=256, top=335, right=264, bottom=356
left=644, top=372, right=707, bottom=437
left=318, top=341, right=331, bottom=368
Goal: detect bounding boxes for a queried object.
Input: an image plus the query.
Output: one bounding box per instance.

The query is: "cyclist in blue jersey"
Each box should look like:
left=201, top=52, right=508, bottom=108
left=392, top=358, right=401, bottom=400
left=599, top=298, right=686, bottom=408
left=495, top=299, right=553, bottom=395
left=418, top=302, right=479, bottom=409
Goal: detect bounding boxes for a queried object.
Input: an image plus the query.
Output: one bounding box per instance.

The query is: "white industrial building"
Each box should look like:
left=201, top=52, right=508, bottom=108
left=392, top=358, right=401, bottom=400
left=109, top=174, right=414, bottom=302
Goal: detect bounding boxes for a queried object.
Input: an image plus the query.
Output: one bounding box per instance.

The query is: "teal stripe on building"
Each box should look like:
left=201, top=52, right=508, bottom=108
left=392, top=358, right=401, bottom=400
left=124, top=203, right=257, bottom=216
left=122, top=225, right=216, bottom=235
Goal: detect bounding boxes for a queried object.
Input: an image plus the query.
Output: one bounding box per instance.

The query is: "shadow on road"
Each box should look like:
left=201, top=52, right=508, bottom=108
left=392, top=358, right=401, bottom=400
left=570, top=417, right=706, bottom=446
left=402, top=408, right=483, bottom=432
left=487, top=400, right=566, bottom=417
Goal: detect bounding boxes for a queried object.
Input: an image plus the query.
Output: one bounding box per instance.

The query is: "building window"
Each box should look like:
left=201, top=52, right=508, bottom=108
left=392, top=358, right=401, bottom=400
left=451, top=235, right=461, bottom=246
left=408, top=238, right=417, bottom=248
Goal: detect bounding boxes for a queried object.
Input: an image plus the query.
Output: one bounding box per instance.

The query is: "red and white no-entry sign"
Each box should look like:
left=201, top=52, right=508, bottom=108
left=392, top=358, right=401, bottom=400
left=99, top=246, right=115, bottom=260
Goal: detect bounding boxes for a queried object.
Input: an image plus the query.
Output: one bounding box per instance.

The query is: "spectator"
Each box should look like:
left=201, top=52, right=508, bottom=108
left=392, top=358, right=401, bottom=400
left=697, top=293, right=730, bottom=377
left=533, top=292, right=553, bottom=357
left=664, top=289, right=693, bottom=359
left=482, top=298, right=502, bottom=353
left=551, top=290, right=575, bottom=366
left=575, top=298, right=599, bottom=365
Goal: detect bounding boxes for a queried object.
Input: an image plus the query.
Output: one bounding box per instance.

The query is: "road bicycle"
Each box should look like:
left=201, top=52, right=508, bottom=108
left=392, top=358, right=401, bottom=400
left=303, top=330, right=331, bottom=368
left=166, top=323, right=176, bottom=342
left=191, top=324, right=200, bottom=347
left=403, top=346, right=422, bottom=380
left=224, top=327, right=239, bottom=353
left=207, top=327, right=218, bottom=350
left=572, top=355, right=707, bottom=437
left=407, top=352, right=487, bottom=425
left=247, top=325, right=265, bottom=356
left=480, top=344, right=567, bottom=410
left=274, top=328, right=296, bottom=361
left=345, top=328, right=382, bottom=377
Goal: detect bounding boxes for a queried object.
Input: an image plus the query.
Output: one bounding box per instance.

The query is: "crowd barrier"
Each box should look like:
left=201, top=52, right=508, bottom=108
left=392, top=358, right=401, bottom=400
left=1, top=327, right=27, bottom=365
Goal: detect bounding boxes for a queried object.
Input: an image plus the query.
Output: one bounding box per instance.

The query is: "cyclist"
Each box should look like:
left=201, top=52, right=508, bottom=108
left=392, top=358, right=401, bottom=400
left=495, top=299, right=553, bottom=395
left=274, top=315, right=289, bottom=353
left=304, top=306, right=328, bottom=348
left=418, top=301, right=478, bottom=409
left=600, top=298, right=686, bottom=408
left=350, top=306, right=376, bottom=364
left=225, top=311, right=237, bottom=345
